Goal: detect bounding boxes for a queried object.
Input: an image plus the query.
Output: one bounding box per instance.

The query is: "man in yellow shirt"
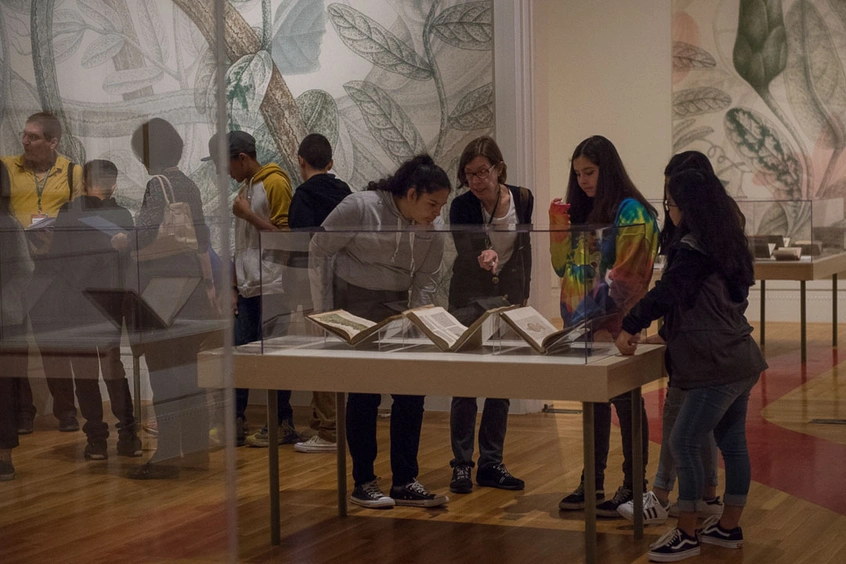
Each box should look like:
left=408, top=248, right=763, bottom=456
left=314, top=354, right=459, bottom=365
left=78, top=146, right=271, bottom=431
left=1, top=112, right=83, bottom=434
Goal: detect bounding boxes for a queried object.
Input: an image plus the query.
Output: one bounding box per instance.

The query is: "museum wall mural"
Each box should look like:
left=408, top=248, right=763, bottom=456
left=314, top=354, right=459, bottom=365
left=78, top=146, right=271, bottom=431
left=672, top=0, right=846, bottom=239
left=0, top=0, right=493, bottom=228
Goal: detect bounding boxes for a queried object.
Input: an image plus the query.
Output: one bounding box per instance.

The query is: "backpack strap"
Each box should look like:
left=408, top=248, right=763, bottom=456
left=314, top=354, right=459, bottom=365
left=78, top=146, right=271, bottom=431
left=516, top=186, right=531, bottom=223
left=67, top=162, right=75, bottom=199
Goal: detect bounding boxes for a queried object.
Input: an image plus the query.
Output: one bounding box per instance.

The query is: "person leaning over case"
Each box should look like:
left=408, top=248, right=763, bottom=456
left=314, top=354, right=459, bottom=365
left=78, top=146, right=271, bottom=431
left=309, top=154, right=451, bottom=510
left=447, top=136, right=533, bottom=494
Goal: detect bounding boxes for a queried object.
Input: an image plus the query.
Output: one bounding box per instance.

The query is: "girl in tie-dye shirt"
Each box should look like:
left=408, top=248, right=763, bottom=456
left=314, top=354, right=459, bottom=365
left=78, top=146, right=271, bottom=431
left=550, top=135, right=659, bottom=516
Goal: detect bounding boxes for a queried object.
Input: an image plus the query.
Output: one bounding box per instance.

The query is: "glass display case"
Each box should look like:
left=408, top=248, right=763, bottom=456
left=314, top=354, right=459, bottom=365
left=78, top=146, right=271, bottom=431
left=245, top=223, right=652, bottom=364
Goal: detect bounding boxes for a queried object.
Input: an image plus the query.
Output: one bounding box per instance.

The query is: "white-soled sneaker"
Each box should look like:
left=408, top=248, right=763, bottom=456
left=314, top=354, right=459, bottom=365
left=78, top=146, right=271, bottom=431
left=698, top=515, right=743, bottom=548
left=617, top=490, right=670, bottom=524
left=294, top=435, right=337, bottom=453
left=390, top=480, right=449, bottom=508
left=668, top=496, right=724, bottom=518
left=350, top=479, right=395, bottom=509
left=648, top=528, right=701, bottom=562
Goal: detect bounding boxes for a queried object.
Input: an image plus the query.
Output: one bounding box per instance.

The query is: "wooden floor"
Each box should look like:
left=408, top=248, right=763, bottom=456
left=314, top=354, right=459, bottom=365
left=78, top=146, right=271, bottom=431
left=2, top=321, right=846, bottom=563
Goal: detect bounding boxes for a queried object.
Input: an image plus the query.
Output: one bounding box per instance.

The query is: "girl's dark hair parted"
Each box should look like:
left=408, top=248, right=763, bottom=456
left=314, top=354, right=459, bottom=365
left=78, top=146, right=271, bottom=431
left=668, top=169, right=754, bottom=289
left=367, top=154, right=451, bottom=197
left=565, top=135, right=656, bottom=224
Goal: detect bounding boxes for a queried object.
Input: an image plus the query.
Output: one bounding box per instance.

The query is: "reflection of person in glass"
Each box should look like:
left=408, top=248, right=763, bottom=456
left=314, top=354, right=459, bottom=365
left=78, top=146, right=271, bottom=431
left=549, top=135, right=658, bottom=517
left=309, top=154, right=451, bottom=509
left=447, top=136, right=532, bottom=495
left=118, top=118, right=216, bottom=479
left=0, top=162, right=33, bottom=481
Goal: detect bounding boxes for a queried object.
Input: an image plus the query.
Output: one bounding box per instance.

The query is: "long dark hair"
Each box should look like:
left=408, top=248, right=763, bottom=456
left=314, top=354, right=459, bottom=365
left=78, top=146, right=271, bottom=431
left=565, top=135, right=655, bottom=224
left=668, top=170, right=754, bottom=289
left=367, top=154, right=451, bottom=196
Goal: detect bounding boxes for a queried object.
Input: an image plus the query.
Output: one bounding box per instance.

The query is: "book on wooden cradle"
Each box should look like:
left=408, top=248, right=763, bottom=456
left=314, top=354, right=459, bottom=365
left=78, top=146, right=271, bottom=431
left=499, top=306, right=586, bottom=355
left=306, top=310, right=404, bottom=346
left=403, top=304, right=515, bottom=352
left=307, top=304, right=514, bottom=351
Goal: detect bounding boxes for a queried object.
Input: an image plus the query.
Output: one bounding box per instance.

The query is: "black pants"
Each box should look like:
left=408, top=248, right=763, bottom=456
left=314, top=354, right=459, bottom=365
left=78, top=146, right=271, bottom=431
left=582, top=393, right=649, bottom=491
left=334, top=278, right=423, bottom=487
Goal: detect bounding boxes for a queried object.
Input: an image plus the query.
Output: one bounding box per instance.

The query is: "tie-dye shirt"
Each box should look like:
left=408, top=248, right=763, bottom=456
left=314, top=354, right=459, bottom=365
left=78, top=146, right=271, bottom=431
left=549, top=198, right=659, bottom=336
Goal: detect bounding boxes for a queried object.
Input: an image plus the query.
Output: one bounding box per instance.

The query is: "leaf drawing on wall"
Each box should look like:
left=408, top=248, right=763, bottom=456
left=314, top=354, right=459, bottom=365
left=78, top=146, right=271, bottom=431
left=77, top=0, right=123, bottom=33
left=343, top=80, right=426, bottom=166
left=271, top=0, right=327, bottom=75
left=673, top=118, right=697, bottom=137
left=102, top=67, right=163, bottom=95
left=430, top=2, right=492, bottom=51
left=328, top=4, right=433, bottom=81
left=672, top=41, right=716, bottom=70
left=52, top=26, right=86, bottom=63
left=829, top=0, right=846, bottom=30
left=673, top=126, right=715, bottom=152
left=733, top=0, right=787, bottom=91
left=53, top=10, right=86, bottom=35
left=194, top=49, right=217, bottom=117
left=225, top=51, right=273, bottom=129
left=81, top=34, right=125, bottom=69
left=672, top=87, right=732, bottom=118
left=295, top=89, right=339, bottom=147
left=137, top=0, right=168, bottom=65
left=756, top=201, right=790, bottom=236
left=784, top=0, right=846, bottom=151
left=448, top=83, right=493, bottom=130
left=724, top=107, right=801, bottom=199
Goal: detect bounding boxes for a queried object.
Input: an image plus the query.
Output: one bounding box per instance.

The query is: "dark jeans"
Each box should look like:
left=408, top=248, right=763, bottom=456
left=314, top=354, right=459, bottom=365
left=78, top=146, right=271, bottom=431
left=581, top=393, right=649, bottom=491
left=450, top=397, right=509, bottom=469
left=0, top=328, right=24, bottom=448
left=234, top=294, right=292, bottom=425
left=3, top=324, right=33, bottom=428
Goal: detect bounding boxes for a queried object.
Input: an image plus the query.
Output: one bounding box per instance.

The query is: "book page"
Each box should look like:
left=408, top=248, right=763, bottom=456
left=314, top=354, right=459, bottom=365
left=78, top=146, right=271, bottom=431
left=307, top=310, right=376, bottom=341
left=407, top=306, right=467, bottom=350
left=142, top=276, right=200, bottom=325
left=500, top=307, right=559, bottom=350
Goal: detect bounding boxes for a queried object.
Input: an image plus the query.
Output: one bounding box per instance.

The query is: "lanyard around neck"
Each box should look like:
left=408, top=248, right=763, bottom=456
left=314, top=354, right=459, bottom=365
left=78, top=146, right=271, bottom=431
left=34, top=167, right=53, bottom=213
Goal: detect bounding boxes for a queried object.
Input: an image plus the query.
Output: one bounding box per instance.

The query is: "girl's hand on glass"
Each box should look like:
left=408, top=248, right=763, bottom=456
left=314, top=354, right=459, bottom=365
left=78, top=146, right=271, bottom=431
left=478, top=249, right=499, bottom=271
left=615, top=330, right=640, bottom=355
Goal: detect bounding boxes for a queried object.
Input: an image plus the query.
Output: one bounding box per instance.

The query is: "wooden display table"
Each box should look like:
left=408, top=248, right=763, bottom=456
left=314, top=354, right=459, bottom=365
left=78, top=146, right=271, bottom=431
left=754, top=252, right=846, bottom=361
left=198, top=337, right=665, bottom=564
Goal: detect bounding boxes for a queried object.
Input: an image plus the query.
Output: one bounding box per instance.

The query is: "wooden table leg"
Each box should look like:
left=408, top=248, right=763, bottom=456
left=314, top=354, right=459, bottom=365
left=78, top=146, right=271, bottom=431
left=268, top=390, right=280, bottom=546
left=583, top=402, right=597, bottom=564
left=760, top=280, right=766, bottom=349
left=801, top=281, right=807, bottom=363
left=834, top=274, right=838, bottom=349
left=631, top=387, right=644, bottom=539
left=336, top=392, right=347, bottom=517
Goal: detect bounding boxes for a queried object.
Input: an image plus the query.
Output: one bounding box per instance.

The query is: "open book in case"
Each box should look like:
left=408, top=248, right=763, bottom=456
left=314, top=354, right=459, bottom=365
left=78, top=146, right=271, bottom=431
left=246, top=225, right=636, bottom=362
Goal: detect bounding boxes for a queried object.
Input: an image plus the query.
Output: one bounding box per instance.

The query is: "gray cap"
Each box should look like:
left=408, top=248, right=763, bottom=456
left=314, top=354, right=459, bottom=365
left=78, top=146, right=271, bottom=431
left=201, top=130, right=256, bottom=161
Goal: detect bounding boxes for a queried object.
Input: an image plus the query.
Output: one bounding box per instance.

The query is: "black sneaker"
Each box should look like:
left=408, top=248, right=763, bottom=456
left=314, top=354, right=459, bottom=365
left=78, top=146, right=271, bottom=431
left=648, top=528, right=700, bottom=562
left=476, top=463, right=525, bottom=490
left=59, top=417, right=80, bottom=432
left=390, top=480, right=449, bottom=508
left=350, top=479, right=395, bottom=509
left=84, top=440, right=108, bottom=461
left=450, top=464, right=473, bottom=494
left=236, top=417, right=248, bottom=447
left=117, top=436, right=143, bottom=457
left=596, top=485, right=633, bottom=517
left=0, top=460, right=15, bottom=481
left=559, top=483, right=605, bottom=510
left=17, top=416, right=33, bottom=435
left=698, top=515, right=743, bottom=548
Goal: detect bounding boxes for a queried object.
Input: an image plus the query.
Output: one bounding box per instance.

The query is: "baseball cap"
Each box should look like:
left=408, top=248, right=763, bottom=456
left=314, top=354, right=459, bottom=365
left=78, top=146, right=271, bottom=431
left=201, top=130, right=256, bottom=161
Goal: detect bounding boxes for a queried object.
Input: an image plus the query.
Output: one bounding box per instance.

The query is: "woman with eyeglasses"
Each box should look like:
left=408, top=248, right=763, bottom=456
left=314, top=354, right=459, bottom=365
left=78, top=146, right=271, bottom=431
left=446, top=136, right=533, bottom=495
left=550, top=135, right=658, bottom=517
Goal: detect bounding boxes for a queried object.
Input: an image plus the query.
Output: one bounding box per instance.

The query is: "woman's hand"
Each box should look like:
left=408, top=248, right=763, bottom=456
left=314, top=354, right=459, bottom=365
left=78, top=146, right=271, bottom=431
left=111, top=232, right=128, bottom=251
left=478, top=249, right=499, bottom=272
left=549, top=198, right=571, bottom=231
left=615, top=330, right=640, bottom=355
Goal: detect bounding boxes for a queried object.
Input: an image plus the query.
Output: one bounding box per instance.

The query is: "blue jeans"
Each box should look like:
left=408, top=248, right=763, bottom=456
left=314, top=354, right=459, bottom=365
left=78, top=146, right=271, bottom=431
left=234, top=294, right=292, bottom=425
left=653, top=386, right=718, bottom=492
left=670, top=374, right=759, bottom=512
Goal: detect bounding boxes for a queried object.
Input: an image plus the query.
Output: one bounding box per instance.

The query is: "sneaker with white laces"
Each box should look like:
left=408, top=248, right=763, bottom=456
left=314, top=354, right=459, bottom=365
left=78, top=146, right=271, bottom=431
left=390, top=480, right=449, bottom=508
left=698, top=515, right=743, bottom=548
left=294, top=435, right=336, bottom=453
left=450, top=464, right=473, bottom=494
left=617, top=490, right=670, bottom=524
left=668, top=496, right=724, bottom=518
left=647, top=527, right=701, bottom=562
left=350, top=480, right=395, bottom=509
left=559, top=483, right=605, bottom=510
left=596, top=485, right=633, bottom=518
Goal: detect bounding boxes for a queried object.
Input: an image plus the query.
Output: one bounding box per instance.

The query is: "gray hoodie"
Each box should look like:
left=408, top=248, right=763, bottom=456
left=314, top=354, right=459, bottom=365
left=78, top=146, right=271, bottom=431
left=309, top=190, right=445, bottom=311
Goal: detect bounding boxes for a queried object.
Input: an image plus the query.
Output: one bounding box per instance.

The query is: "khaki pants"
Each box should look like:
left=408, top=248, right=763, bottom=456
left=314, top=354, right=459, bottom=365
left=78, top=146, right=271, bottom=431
left=309, top=391, right=336, bottom=442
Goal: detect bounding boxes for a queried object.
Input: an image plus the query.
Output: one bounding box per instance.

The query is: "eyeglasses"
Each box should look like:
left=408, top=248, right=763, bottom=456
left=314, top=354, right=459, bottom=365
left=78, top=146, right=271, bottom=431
left=21, top=132, right=45, bottom=143
left=465, top=166, right=495, bottom=181
left=663, top=199, right=678, bottom=208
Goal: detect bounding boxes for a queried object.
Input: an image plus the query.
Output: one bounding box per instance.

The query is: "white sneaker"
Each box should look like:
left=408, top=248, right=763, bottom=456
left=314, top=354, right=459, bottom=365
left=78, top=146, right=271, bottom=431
left=294, top=435, right=337, bottom=453
left=617, top=490, right=669, bottom=524
left=668, top=496, right=724, bottom=518
left=351, top=479, right=395, bottom=509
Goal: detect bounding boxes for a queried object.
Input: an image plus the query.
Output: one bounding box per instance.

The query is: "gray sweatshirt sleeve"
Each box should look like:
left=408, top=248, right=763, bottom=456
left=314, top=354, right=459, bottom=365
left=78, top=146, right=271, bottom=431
left=308, top=196, right=361, bottom=311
